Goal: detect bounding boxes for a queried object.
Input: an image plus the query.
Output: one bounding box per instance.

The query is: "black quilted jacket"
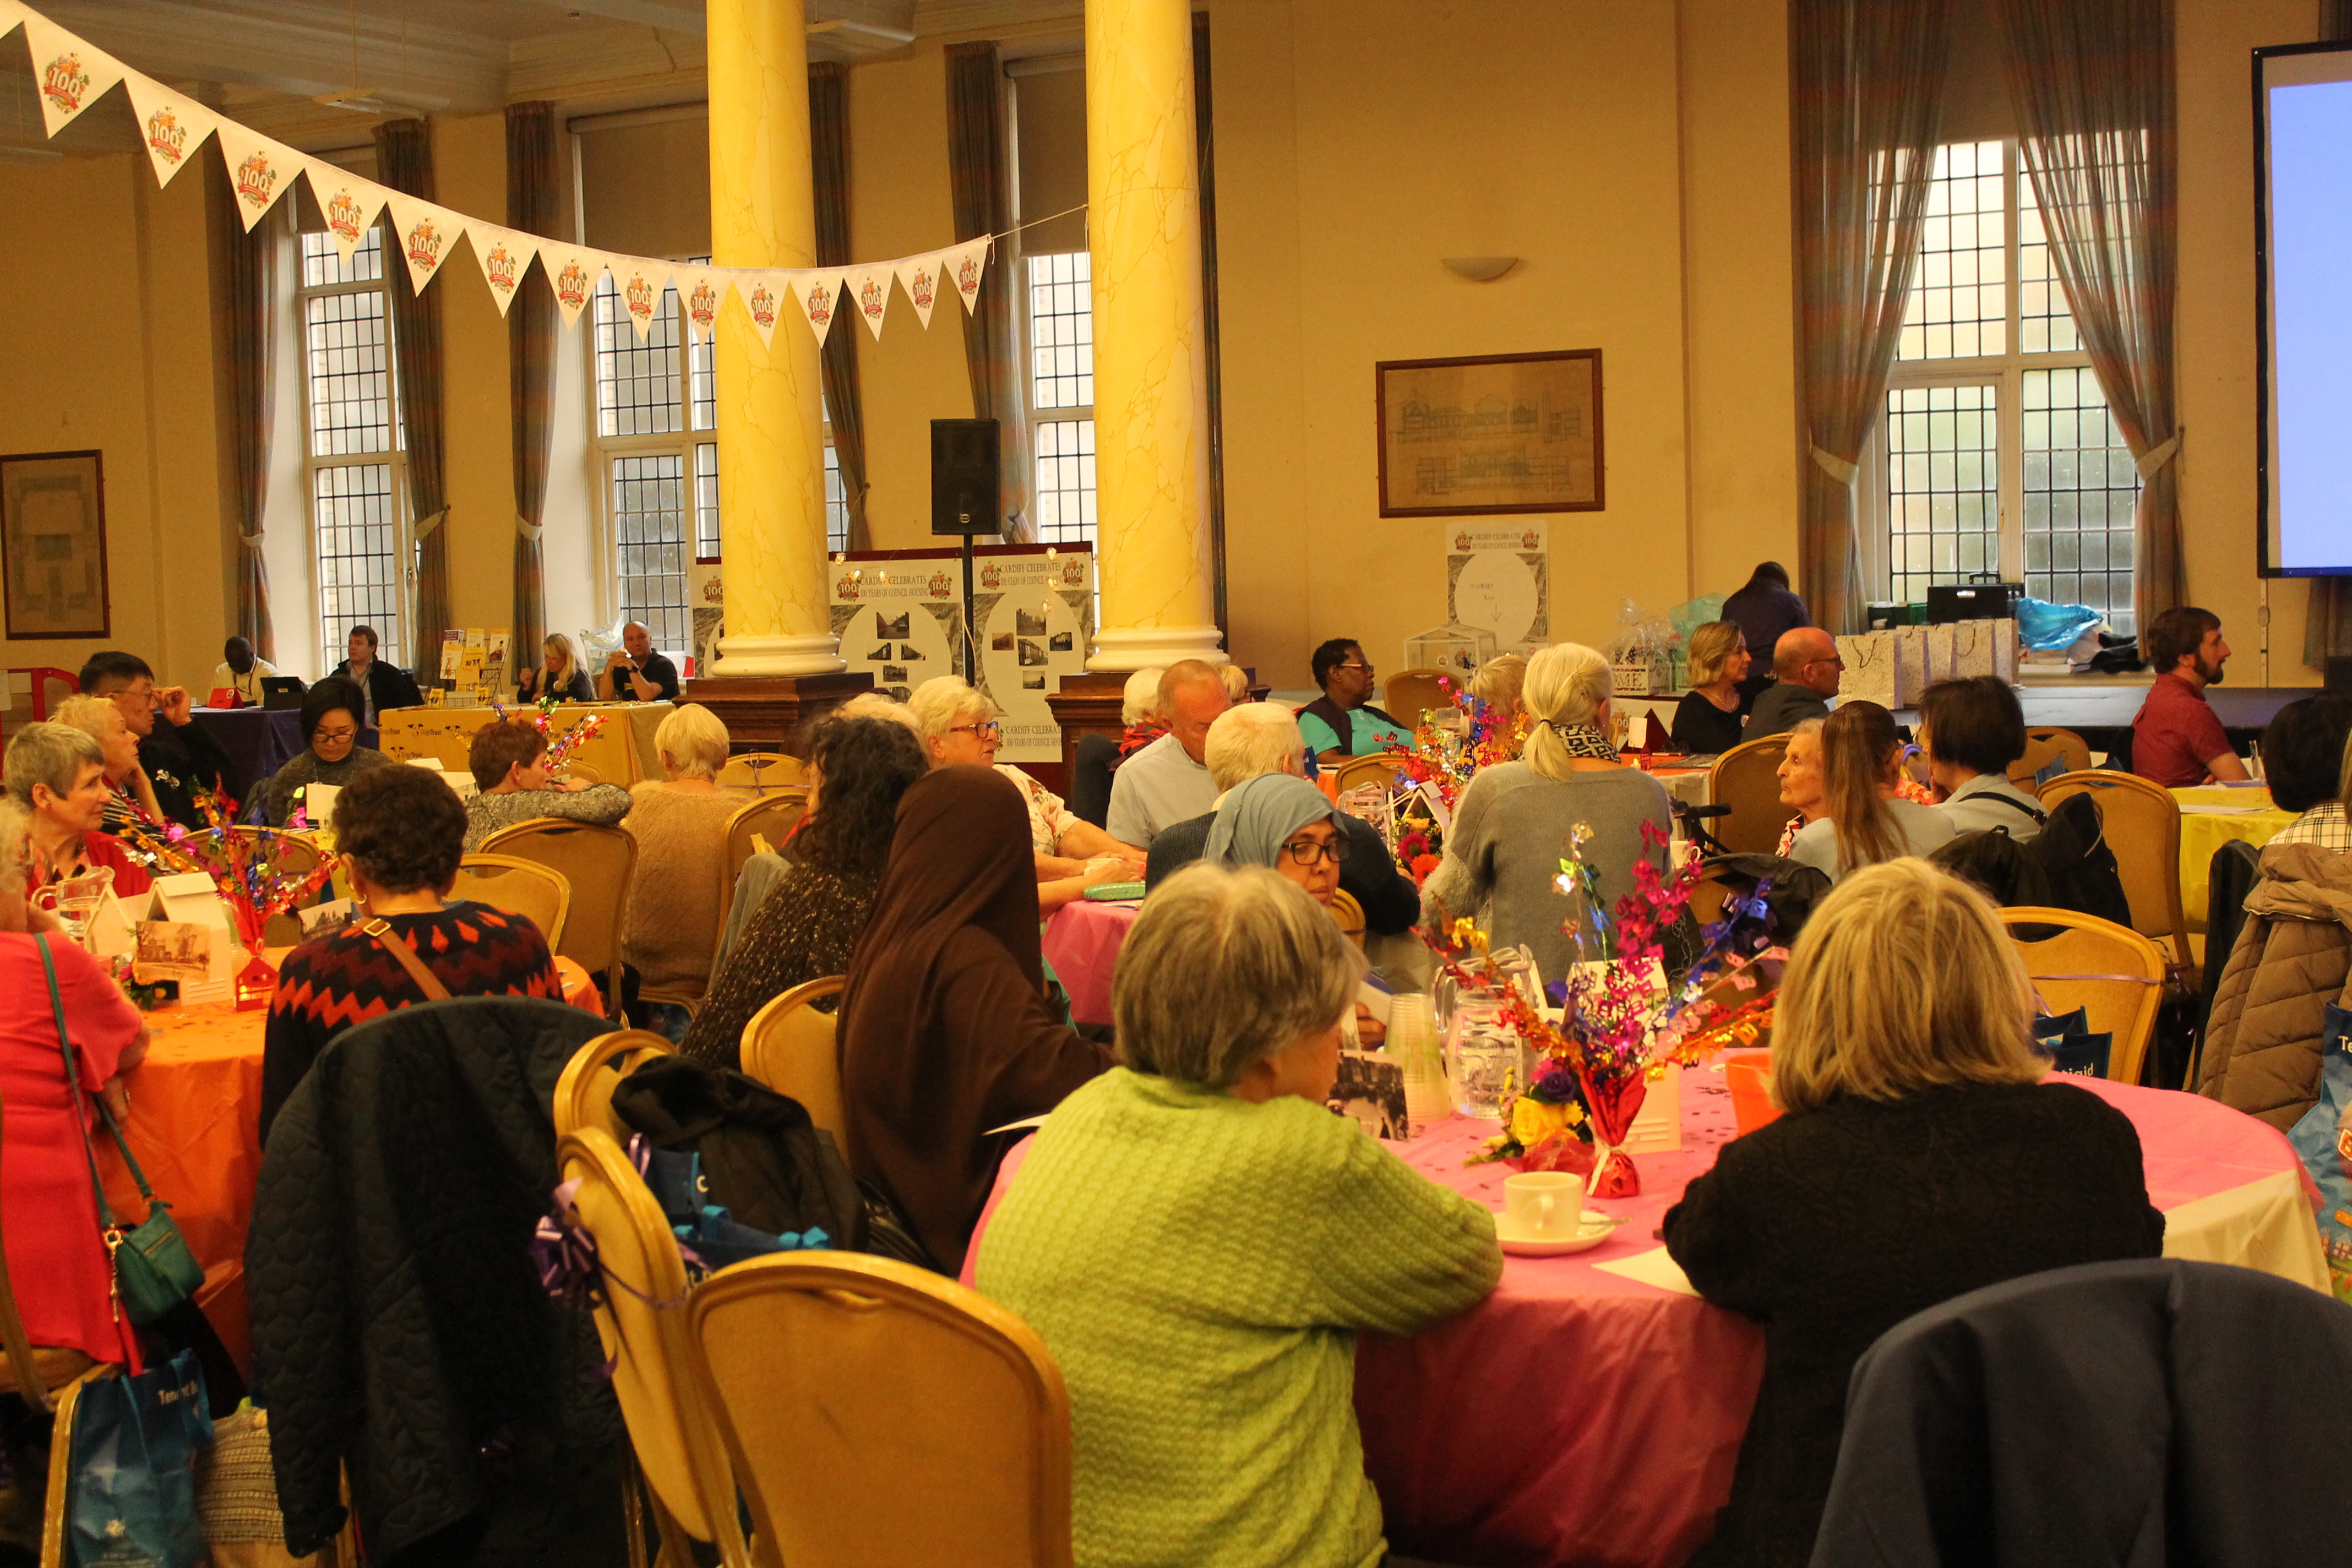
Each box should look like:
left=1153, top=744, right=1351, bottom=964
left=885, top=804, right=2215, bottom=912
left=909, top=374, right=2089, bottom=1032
left=245, top=997, right=617, bottom=1557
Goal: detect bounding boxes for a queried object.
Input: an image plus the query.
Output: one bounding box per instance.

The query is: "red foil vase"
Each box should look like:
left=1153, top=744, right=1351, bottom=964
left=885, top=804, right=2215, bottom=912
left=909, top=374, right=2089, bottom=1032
left=1577, top=1070, right=1648, bottom=1197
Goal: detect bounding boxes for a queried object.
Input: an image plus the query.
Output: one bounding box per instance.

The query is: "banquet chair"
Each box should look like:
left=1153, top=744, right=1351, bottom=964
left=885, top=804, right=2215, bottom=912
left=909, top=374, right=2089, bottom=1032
left=684, top=1251, right=1074, bottom=1568
left=553, top=1030, right=676, bottom=1142
left=715, top=792, right=810, bottom=949
left=478, top=819, right=638, bottom=1021
left=1706, top=735, right=1792, bottom=855
left=558, top=1128, right=763, bottom=1568
left=717, top=753, right=808, bottom=793
left=2000, top=907, right=2166, bottom=1087
left=2038, top=770, right=2192, bottom=973
left=1332, top=757, right=1400, bottom=797
left=1384, top=669, right=1453, bottom=730
left=2009, top=726, right=2093, bottom=785
left=740, top=976, right=851, bottom=1157
left=455, top=853, right=571, bottom=951
left=1329, top=889, right=1367, bottom=949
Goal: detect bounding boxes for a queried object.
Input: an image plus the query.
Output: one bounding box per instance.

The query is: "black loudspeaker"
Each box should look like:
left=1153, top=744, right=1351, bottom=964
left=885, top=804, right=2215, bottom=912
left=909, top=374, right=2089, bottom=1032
left=931, top=418, right=1001, bottom=535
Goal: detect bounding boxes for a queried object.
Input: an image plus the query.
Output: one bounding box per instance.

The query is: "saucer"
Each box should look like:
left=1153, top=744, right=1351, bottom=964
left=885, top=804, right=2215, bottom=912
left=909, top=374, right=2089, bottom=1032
left=1494, top=1210, right=1624, bottom=1257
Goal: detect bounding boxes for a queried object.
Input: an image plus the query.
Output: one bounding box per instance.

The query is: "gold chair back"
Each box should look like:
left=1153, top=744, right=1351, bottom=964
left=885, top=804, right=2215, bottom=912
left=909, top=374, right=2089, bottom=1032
left=455, top=854, right=571, bottom=951
left=553, top=1030, right=674, bottom=1142
left=1706, top=734, right=1793, bottom=855
left=476, top=818, right=639, bottom=1019
left=1383, top=669, right=1453, bottom=729
left=557, top=1129, right=754, bottom=1566
left=741, top=976, right=851, bottom=1157
left=1328, top=888, right=1367, bottom=949
left=2000, top=907, right=2168, bottom=1088
left=717, top=753, right=808, bottom=793
left=2008, top=726, right=2093, bottom=785
left=684, top=1251, right=1074, bottom=1568
left=1332, top=757, right=1400, bottom=797
left=716, top=792, right=810, bottom=944
left=2037, top=770, right=2191, bottom=968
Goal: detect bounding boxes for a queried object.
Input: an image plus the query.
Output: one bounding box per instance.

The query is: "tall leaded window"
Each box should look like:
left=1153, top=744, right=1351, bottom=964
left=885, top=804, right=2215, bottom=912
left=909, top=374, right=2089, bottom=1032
left=297, top=227, right=406, bottom=673
left=1869, top=139, right=2143, bottom=632
left=1025, top=251, right=1097, bottom=547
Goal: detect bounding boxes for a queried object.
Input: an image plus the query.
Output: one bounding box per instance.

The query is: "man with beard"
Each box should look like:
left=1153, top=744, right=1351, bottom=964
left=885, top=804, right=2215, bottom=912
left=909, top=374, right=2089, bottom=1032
left=2131, top=606, right=2249, bottom=786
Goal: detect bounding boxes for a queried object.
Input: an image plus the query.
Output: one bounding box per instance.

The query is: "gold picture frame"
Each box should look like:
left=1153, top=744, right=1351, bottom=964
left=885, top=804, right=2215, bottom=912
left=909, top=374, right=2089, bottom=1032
left=2, top=449, right=109, bottom=639
left=1375, top=350, right=1604, bottom=517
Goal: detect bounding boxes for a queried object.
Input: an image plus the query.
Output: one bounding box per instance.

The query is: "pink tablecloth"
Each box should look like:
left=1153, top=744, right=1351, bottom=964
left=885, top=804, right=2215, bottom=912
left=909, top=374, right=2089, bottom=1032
left=967, top=1070, right=2318, bottom=1568
left=1039, top=898, right=1139, bottom=1026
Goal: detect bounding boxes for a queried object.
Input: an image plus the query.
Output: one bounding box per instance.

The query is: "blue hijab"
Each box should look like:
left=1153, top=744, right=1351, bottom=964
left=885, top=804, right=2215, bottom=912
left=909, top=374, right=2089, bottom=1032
left=1204, top=774, right=1342, bottom=869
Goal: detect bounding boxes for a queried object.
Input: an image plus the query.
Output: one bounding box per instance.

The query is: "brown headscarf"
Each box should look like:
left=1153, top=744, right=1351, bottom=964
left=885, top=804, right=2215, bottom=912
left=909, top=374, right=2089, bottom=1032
left=837, top=765, right=1110, bottom=1271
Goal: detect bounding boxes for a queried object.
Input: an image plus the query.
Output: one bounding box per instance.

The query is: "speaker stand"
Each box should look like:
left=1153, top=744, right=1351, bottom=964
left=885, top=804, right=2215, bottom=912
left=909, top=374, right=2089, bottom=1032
left=961, top=532, right=978, bottom=682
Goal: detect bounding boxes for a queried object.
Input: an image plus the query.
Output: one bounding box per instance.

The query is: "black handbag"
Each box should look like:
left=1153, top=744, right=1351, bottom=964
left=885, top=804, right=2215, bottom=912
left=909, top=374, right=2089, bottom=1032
left=37, top=935, right=206, bottom=1326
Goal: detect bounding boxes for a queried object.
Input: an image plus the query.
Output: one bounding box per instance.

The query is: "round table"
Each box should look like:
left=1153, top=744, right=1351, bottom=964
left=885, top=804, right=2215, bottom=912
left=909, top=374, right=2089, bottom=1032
left=1040, top=898, right=1140, bottom=1028
left=2172, top=785, right=2298, bottom=931
left=967, top=1066, right=2323, bottom=1568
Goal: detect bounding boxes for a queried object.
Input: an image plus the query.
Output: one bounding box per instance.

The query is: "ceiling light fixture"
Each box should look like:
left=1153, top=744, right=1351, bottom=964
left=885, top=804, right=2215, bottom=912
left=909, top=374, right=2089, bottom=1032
left=1441, top=257, right=1520, bottom=282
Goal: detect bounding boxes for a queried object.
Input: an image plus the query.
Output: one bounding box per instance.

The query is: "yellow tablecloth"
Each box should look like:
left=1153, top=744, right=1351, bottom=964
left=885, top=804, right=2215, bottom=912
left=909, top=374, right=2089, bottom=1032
left=377, top=701, right=670, bottom=785
left=2173, top=786, right=2298, bottom=931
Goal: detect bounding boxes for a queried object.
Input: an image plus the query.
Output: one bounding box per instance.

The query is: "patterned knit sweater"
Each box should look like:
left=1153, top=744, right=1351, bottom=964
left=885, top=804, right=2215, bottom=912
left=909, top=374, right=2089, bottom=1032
left=975, top=1069, right=1502, bottom=1568
left=260, top=901, right=566, bottom=1143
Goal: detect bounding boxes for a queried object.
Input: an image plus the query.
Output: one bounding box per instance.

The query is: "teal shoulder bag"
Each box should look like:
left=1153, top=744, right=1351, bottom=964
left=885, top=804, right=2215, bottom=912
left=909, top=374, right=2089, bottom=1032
left=36, top=935, right=206, bottom=1325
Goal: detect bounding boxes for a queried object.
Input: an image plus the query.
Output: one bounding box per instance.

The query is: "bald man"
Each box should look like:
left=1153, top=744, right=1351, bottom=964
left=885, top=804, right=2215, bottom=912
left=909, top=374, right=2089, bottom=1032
left=597, top=620, right=682, bottom=703
left=1746, top=628, right=1842, bottom=739
left=1106, top=658, right=1231, bottom=847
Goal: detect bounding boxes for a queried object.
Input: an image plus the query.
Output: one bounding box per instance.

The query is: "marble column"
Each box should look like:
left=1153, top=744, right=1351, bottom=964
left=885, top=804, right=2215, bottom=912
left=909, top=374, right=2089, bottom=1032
left=1082, top=0, right=1224, bottom=672
left=706, top=0, right=840, bottom=675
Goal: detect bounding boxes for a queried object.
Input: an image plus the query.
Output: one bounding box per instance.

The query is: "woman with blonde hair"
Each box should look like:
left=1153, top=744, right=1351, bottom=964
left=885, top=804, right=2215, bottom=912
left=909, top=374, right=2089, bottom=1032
left=1419, top=643, right=1670, bottom=981
left=622, top=703, right=740, bottom=1000
left=1468, top=653, right=1530, bottom=756
left=52, top=692, right=162, bottom=831
left=1670, top=620, right=1752, bottom=756
left=1786, top=700, right=1953, bottom=880
left=1663, top=859, right=2162, bottom=1565
left=516, top=633, right=595, bottom=704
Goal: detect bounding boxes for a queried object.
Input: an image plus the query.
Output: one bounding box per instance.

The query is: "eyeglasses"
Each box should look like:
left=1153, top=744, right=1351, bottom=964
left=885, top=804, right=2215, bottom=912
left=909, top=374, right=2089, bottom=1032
left=1338, top=662, right=1375, bottom=673
left=950, top=722, right=1002, bottom=741
left=1281, top=835, right=1349, bottom=867
left=314, top=727, right=357, bottom=744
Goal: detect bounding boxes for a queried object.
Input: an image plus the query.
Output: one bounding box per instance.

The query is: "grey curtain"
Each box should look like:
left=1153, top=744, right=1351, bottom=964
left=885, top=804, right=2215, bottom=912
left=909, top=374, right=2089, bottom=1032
left=945, top=40, right=1032, bottom=543
left=220, top=162, right=276, bottom=660
left=1996, top=0, right=2181, bottom=641
left=812, top=63, right=871, bottom=553
left=1790, top=0, right=1954, bottom=635
left=373, top=118, right=449, bottom=676
left=1195, top=12, right=1227, bottom=636
left=2308, top=1, right=2352, bottom=665
left=507, top=102, right=557, bottom=655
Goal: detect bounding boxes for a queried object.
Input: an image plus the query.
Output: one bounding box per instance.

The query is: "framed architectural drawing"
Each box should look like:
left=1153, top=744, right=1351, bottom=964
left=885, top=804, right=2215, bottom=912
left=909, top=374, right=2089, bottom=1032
left=1375, top=350, right=1604, bottom=516
left=2, top=450, right=109, bottom=639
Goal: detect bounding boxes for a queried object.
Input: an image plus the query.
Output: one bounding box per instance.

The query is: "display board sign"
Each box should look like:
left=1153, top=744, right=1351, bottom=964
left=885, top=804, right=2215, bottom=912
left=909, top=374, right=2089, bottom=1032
left=827, top=544, right=1095, bottom=764
left=1446, top=520, right=1550, bottom=656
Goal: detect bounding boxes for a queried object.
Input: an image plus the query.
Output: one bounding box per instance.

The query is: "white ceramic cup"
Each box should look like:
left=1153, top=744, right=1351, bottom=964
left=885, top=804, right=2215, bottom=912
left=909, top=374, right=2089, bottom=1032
left=1502, top=1170, right=1585, bottom=1235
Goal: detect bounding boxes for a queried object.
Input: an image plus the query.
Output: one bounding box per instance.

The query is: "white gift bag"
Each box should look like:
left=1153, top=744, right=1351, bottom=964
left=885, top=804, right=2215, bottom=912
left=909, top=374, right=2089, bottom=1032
left=1990, top=617, right=2019, bottom=683
left=1924, top=623, right=1957, bottom=686
left=1948, top=620, right=1998, bottom=680
left=1892, top=625, right=1932, bottom=698
left=1836, top=630, right=1904, bottom=708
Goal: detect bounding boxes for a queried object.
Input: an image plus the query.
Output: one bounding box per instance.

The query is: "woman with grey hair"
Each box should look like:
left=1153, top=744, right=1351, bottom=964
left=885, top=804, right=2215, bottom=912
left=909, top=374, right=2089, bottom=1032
left=907, top=676, right=1143, bottom=910
left=1419, top=642, right=1671, bottom=981
left=977, top=863, right=1502, bottom=1568
left=4, top=720, right=153, bottom=895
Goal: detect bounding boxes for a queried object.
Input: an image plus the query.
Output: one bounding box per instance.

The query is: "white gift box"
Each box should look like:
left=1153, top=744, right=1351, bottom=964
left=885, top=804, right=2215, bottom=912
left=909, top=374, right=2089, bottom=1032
left=1836, top=630, right=1904, bottom=708
left=141, top=872, right=237, bottom=1004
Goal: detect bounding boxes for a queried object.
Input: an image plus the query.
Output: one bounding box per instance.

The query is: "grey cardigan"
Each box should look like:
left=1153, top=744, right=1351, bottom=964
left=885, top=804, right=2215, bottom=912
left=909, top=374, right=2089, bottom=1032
left=1419, top=761, right=1673, bottom=984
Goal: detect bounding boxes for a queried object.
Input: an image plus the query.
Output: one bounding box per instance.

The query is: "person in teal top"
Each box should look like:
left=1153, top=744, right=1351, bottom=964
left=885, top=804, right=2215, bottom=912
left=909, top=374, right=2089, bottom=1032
left=977, top=863, right=1502, bottom=1568
left=1297, top=639, right=1412, bottom=762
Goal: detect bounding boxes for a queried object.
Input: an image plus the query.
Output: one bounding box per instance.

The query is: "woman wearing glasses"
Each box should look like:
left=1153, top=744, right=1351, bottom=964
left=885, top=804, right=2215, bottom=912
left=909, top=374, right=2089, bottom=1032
left=1206, top=772, right=1389, bottom=1044
left=262, top=677, right=394, bottom=827
left=909, top=677, right=1145, bottom=912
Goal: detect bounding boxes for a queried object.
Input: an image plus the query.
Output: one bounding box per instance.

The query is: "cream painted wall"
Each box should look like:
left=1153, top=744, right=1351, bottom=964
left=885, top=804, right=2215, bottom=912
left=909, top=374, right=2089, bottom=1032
left=433, top=113, right=521, bottom=640
left=0, top=153, right=233, bottom=698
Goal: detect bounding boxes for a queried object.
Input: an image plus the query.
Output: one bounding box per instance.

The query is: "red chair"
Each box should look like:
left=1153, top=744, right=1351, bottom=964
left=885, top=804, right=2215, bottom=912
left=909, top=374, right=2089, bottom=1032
left=4, top=667, right=78, bottom=739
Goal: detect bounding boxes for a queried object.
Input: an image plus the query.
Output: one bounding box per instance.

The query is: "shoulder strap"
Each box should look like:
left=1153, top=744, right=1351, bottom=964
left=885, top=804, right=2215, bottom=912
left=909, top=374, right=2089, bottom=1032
left=362, top=918, right=452, bottom=1002
left=35, top=935, right=137, bottom=1231
left=1978, top=788, right=2049, bottom=826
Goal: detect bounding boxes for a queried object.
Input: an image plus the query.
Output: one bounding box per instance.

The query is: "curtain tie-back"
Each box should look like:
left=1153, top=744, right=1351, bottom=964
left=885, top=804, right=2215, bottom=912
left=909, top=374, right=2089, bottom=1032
left=2135, top=431, right=2181, bottom=480
left=1810, top=445, right=1860, bottom=486
left=238, top=533, right=264, bottom=548
left=413, top=508, right=447, bottom=540
left=516, top=514, right=544, bottom=544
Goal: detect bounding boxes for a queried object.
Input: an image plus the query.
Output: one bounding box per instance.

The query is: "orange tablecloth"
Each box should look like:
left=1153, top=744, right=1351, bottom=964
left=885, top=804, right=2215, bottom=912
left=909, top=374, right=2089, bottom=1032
left=94, top=954, right=601, bottom=1368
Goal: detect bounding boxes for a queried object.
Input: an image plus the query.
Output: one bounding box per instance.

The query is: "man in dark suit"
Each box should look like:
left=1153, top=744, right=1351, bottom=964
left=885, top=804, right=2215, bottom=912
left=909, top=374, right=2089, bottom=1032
left=330, top=625, right=425, bottom=723
left=78, top=650, right=246, bottom=830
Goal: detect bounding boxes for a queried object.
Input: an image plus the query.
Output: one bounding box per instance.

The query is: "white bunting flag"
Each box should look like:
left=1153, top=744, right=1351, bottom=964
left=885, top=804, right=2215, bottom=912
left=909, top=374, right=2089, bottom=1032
left=469, top=225, right=540, bottom=318
left=0, top=1, right=29, bottom=42
left=538, top=243, right=606, bottom=331
left=612, top=258, right=672, bottom=344
left=893, top=252, right=945, bottom=331
left=302, top=159, right=386, bottom=268
left=211, top=119, right=297, bottom=232
left=382, top=191, right=462, bottom=293
left=675, top=266, right=728, bottom=345
left=120, top=74, right=218, bottom=189
left=845, top=263, right=892, bottom=342
left=737, top=271, right=787, bottom=348
left=797, top=270, right=846, bottom=347
left=946, top=237, right=992, bottom=317
left=20, top=16, right=125, bottom=138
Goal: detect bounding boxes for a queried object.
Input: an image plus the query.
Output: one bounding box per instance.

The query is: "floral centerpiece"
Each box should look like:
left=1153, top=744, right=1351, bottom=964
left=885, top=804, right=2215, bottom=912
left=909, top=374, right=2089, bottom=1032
left=1375, top=676, right=1529, bottom=885
left=116, top=787, right=340, bottom=1007
left=493, top=697, right=609, bottom=776
left=1429, top=820, right=1781, bottom=1195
